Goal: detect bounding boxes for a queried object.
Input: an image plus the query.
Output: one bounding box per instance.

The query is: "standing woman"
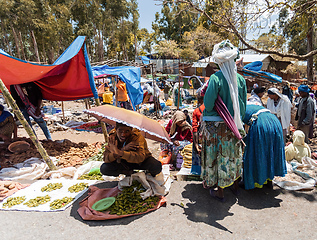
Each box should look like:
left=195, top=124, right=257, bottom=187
left=267, top=87, right=292, bottom=143
left=201, top=40, right=247, bottom=202
left=242, top=104, right=287, bottom=190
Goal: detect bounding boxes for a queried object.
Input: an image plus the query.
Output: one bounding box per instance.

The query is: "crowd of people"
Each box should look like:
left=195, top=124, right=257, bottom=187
left=0, top=40, right=314, bottom=204
left=98, top=40, right=316, bottom=203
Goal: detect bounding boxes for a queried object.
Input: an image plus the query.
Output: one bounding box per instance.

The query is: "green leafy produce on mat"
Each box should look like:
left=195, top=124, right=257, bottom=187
left=78, top=173, right=103, bottom=180
left=41, top=183, right=63, bottom=192
left=50, top=197, right=74, bottom=210
left=23, top=195, right=51, bottom=207
left=2, top=196, right=26, bottom=208
left=68, top=183, right=89, bottom=193
left=108, top=181, right=160, bottom=215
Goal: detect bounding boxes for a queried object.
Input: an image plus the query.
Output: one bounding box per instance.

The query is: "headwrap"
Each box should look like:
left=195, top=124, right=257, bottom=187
left=266, top=87, right=292, bottom=131
left=169, top=111, right=192, bottom=136
left=309, top=93, right=314, bottom=99
left=211, top=40, right=243, bottom=130
left=285, top=130, right=311, bottom=162
left=298, top=85, right=310, bottom=93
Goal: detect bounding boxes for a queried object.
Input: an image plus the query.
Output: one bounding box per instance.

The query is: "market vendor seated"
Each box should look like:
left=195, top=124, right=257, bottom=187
left=0, top=104, right=16, bottom=141
left=100, top=122, right=162, bottom=177
left=165, top=111, right=193, bottom=145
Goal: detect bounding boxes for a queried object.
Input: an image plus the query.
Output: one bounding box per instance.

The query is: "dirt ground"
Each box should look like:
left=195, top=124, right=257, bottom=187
left=1, top=101, right=317, bottom=239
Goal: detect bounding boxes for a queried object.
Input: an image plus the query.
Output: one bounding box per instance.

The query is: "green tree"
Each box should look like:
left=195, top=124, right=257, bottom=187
left=152, top=2, right=198, bottom=43
left=154, top=39, right=181, bottom=58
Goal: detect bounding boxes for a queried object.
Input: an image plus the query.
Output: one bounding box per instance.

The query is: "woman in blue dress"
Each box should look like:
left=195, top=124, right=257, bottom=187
left=242, top=104, right=287, bottom=190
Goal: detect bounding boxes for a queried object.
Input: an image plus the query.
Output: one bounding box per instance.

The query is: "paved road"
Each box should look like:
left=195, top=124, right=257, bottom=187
left=1, top=181, right=316, bottom=240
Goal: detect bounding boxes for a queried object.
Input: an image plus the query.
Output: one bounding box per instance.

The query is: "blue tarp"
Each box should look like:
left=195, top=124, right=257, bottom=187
left=0, top=49, right=9, bottom=56
left=139, top=56, right=150, bottom=65
left=243, top=61, right=263, bottom=72
left=91, top=65, right=143, bottom=110
left=242, top=61, right=282, bottom=83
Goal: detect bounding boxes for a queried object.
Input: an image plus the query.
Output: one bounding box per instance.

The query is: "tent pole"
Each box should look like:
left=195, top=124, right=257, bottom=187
left=61, top=101, right=65, bottom=123
left=177, top=74, right=181, bottom=110
left=151, top=64, right=158, bottom=117
left=115, top=76, right=118, bottom=107
left=0, top=79, right=57, bottom=171
left=94, top=97, right=109, bottom=143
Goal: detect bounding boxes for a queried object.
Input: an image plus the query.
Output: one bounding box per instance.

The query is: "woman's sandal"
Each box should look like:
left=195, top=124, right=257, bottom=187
left=209, top=189, right=225, bottom=202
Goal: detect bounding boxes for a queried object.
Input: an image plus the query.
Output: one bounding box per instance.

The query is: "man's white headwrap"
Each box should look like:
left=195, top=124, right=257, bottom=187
left=212, top=40, right=243, bottom=130
left=267, top=87, right=292, bottom=131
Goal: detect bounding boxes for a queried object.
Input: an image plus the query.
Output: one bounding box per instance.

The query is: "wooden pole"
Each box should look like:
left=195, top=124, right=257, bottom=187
left=177, top=74, right=181, bottom=110
left=0, top=79, right=57, bottom=170
left=61, top=101, right=65, bottom=123
left=115, top=76, right=118, bottom=107
left=151, top=64, right=158, bottom=117
left=94, top=97, right=109, bottom=143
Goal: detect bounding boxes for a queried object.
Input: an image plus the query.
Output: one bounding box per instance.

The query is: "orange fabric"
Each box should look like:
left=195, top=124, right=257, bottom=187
left=192, top=104, right=205, bottom=133
left=116, top=80, right=128, bottom=101
left=77, top=185, right=166, bottom=221
left=158, top=150, right=172, bottom=165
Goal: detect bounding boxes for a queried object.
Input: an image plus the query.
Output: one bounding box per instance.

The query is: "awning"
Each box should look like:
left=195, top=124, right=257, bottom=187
left=192, top=62, right=209, bottom=68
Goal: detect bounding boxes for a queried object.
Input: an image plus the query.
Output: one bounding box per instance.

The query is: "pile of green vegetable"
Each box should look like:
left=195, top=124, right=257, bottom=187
left=68, top=183, right=89, bottom=193
left=23, top=195, right=51, bottom=207
left=41, top=183, right=63, bottom=192
left=108, top=181, right=160, bottom=215
left=2, top=196, right=26, bottom=208
left=50, top=197, right=74, bottom=210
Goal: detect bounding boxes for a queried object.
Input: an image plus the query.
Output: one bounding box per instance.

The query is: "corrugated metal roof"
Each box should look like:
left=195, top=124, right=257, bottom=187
left=192, top=62, right=209, bottom=68
left=199, top=54, right=271, bottom=63
left=291, top=61, right=307, bottom=66
left=240, top=54, right=271, bottom=63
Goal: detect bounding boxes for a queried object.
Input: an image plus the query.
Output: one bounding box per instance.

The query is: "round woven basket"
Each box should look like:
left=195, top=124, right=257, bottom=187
left=8, top=141, right=30, bottom=153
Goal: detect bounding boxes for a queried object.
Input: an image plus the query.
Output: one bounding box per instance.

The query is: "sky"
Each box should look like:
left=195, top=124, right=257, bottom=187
left=136, top=0, right=275, bottom=40
left=137, top=0, right=162, bottom=32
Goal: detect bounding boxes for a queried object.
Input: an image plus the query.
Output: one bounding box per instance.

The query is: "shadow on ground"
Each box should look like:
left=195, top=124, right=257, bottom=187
left=177, top=183, right=237, bottom=233
left=178, top=183, right=290, bottom=233
left=70, top=181, right=145, bottom=226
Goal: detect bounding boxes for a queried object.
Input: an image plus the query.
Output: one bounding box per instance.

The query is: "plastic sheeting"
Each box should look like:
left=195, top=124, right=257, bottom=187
left=92, top=65, right=143, bottom=110
left=241, top=60, right=282, bottom=83
left=0, top=36, right=98, bottom=101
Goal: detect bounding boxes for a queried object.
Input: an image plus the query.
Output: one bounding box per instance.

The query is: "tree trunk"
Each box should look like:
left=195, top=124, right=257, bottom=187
left=1, top=21, right=12, bottom=55
left=18, top=31, right=26, bottom=60
left=31, top=30, right=40, bottom=62
left=10, top=25, right=21, bottom=59
left=98, top=30, right=104, bottom=62
left=307, top=16, right=314, bottom=83
left=48, top=47, right=54, bottom=64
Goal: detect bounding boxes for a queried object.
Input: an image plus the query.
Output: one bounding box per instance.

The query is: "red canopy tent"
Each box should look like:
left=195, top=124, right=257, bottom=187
left=0, top=36, right=98, bottom=101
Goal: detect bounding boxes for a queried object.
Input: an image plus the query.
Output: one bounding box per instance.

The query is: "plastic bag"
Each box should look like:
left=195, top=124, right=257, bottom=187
left=158, top=150, right=172, bottom=165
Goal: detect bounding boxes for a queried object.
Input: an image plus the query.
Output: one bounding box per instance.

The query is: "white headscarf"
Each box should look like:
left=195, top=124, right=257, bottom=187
left=267, top=87, right=292, bottom=131
left=285, top=130, right=311, bottom=162
left=212, top=40, right=243, bottom=130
